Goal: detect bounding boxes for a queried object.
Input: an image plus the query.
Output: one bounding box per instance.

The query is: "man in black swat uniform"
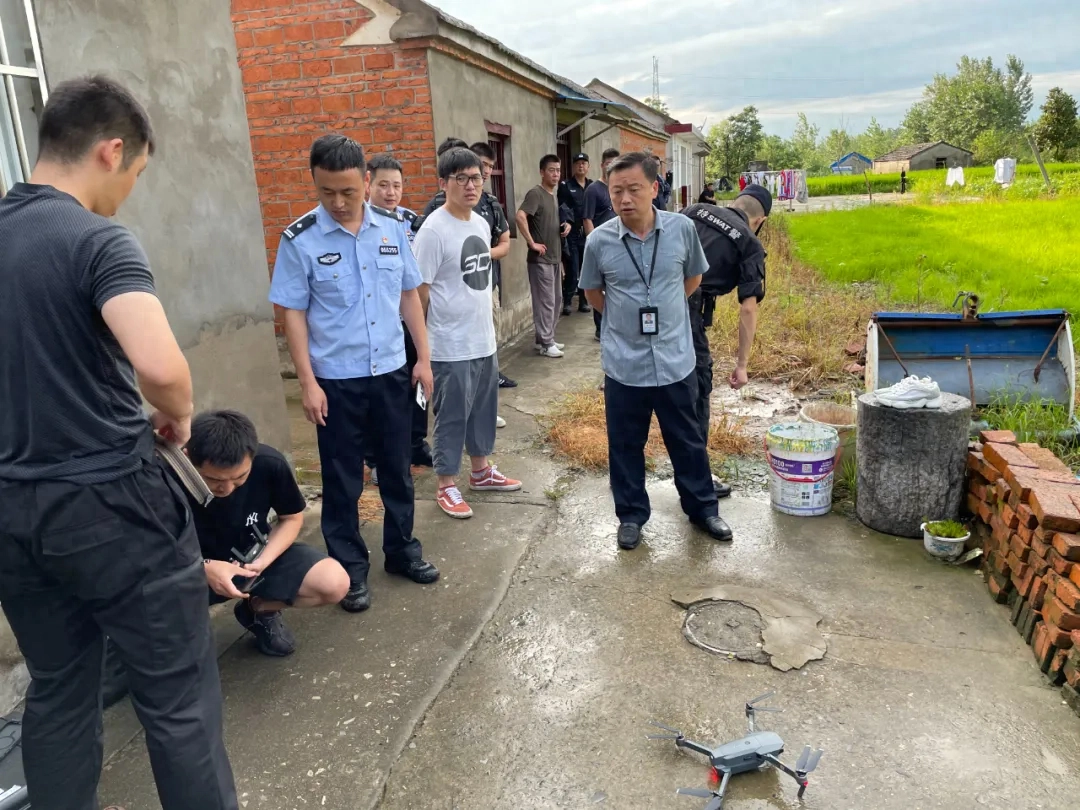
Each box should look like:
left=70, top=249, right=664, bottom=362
left=557, top=152, right=592, bottom=315
left=680, top=184, right=771, bottom=498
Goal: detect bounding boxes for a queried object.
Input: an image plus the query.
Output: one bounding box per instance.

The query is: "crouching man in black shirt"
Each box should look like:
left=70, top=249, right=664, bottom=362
left=186, top=411, right=350, bottom=656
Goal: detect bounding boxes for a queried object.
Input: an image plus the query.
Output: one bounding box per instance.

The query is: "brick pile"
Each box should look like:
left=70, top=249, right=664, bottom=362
left=966, top=429, right=1080, bottom=716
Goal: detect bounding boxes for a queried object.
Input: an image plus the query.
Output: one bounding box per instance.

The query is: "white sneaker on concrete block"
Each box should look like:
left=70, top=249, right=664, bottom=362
left=496, top=415, right=506, bottom=428
left=875, top=376, right=943, bottom=409
left=539, top=345, right=565, bottom=358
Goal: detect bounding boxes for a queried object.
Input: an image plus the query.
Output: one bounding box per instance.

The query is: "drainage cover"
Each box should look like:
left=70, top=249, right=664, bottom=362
left=682, top=601, right=769, bottom=664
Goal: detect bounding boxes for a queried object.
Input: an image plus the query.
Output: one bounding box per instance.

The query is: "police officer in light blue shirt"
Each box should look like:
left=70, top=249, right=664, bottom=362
left=363, top=152, right=432, bottom=474
left=269, top=134, right=439, bottom=614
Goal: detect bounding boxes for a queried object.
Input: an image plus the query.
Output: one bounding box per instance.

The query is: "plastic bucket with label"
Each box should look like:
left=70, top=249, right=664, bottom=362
left=765, top=422, right=840, bottom=516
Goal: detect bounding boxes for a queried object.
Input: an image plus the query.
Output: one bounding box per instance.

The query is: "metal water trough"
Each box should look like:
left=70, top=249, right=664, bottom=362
left=866, top=308, right=1075, bottom=418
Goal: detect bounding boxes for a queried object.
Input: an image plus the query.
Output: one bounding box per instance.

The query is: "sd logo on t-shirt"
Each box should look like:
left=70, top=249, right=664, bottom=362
left=459, top=234, right=491, bottom=291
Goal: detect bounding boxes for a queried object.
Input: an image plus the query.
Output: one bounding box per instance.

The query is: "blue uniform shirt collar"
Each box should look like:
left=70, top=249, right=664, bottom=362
left=617, top=209, right=666, bottom=242
left=316, top=203, right=383, bottom=236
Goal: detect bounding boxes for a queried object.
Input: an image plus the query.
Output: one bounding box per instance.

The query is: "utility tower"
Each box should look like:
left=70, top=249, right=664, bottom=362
left=651, top=56, right=660, bottom=102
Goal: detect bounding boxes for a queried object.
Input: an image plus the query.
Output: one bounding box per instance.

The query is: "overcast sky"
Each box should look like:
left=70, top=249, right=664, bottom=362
left=430, top=0, right=1080, bottom=137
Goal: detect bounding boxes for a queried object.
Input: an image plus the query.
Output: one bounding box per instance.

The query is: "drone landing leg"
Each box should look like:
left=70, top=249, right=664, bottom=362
left=764, top=754, right=809, bottom=796
left=714, top=769, right=732, bottom=807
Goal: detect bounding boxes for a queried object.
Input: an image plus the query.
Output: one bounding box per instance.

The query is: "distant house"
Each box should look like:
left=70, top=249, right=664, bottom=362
left=830, top=152, right=872, bottom=175
left=873, top=142, right=974, bottom=174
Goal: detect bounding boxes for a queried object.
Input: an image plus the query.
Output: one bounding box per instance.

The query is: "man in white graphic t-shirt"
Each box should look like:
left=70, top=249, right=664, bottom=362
left=413, top=147, right=523, bottom=519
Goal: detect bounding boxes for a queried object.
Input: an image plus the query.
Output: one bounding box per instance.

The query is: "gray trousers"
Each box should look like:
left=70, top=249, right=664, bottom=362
left=432, top=353, right=499, bottom=476
left=528, top=261, right=562, bottom=348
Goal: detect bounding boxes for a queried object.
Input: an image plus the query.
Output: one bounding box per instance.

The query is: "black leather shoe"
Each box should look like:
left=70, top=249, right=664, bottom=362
left=411, top=444, right=434, bottom=467
left=498, top=373, right=518, bottom=389
left=385, top=558, right=440, bottom=584
left=578, top=301, right=592, bottom=313
left=341, top=581, right=371, bottom=612
left=561, top=305, right=572, bottom=316
left=691, top=515, right=734, bottom=542
left=617, top=523, right=642, bottom=550
left=712, top=475, right=733, bottom=499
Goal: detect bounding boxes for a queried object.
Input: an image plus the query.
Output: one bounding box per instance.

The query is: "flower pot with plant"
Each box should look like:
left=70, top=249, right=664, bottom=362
left=920, top=519, right=970, bottom=560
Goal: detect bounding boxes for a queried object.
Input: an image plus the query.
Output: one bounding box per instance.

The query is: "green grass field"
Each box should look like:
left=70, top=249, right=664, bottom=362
left=785, top=198, right=1080, bottom=314
left=806, top=163, right=1080, bottom=198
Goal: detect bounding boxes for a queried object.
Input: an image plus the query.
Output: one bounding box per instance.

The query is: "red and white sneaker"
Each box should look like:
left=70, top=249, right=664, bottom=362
left=437, top=485, right=473, bottom=519
left=469, top=465, right=522, bottom=492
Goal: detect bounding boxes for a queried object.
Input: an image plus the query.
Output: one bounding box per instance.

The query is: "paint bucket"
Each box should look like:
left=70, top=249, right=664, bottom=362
left=765, top=423, right=840, bottom=516
left=798, top=402, right=857, bottom=466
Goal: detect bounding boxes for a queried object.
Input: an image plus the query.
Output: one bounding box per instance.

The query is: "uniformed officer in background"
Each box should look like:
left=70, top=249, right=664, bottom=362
left=653, top=155, right=672, bottom=210
left=363, top=152, right=432, bottom=483
left=680, top=184, right=771, bottom=497
left=270, top=134, right=439, bottom=614
left=557, top=152, right=592, bottom=315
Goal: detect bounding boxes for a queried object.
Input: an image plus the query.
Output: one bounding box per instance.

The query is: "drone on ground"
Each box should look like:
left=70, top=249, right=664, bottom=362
left=648, top=692, right=823, bottom=810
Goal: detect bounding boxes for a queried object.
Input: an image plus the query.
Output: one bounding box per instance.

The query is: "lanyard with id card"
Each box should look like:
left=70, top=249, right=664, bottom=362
left=622, top=232, right=661, bottom=336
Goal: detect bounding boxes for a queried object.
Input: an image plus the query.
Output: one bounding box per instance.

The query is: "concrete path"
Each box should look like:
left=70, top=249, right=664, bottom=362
left=98, top=313, right=1080, bottom=809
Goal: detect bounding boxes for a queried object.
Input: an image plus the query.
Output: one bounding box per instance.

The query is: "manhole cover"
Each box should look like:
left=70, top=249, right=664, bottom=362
left=682, top=601, right=769, bottom=664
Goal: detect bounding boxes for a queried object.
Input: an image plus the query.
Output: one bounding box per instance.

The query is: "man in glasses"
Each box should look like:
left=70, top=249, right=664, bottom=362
left=516, top=154, right=571, bottom=358
left=680, top=183, right=771, bottom=497
left=413, top=147, right=522, bottom=520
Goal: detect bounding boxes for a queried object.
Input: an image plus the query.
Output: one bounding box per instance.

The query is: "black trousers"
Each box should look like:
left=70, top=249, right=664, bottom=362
left=0, top=459, right=238, bottom=810
left=563, top=231, right=586, bottom=305
left=688, top=289, right=714, bottom=444
left=603, top=372, right=719, bottom=527
left=366, top=325, right=428, bottom=468
left=318, top=365, right=422, bottom=582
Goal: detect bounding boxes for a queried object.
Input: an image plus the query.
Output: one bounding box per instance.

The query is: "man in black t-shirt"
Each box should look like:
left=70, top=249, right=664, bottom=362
left=0, top=76, right=238, bottom=809
left=185, top=411, right=349, bottom=657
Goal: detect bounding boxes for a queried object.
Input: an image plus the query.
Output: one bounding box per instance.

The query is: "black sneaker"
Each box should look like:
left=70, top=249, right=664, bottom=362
left=578, top=301, right=592, bottom=313
left=341, top=581, right=371, bottom=612
left=234, top=600, right=296, bottom=657
left=385, top=557, right=440, bottom=584
left=561, top=305, right=572, bottom=316
left=498, top=373, right=518, bottom=389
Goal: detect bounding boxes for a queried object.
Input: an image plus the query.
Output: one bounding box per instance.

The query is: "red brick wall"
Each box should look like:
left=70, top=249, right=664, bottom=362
left=230, top=0, right=437, bottom=327
left=619, top=127, right=668, bottom=157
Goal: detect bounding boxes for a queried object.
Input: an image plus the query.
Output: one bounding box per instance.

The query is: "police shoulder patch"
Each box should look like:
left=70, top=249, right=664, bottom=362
left=369, top=203, right=405, bottom=222
left=283, top=212, right=317, bottom=241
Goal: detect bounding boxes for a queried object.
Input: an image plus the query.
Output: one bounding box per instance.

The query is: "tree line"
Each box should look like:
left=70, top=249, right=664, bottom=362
left=705, top=55, right=1080, bottom=178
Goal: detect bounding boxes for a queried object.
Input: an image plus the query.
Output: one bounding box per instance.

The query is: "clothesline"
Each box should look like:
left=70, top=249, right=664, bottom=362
left=739, top=169, right=808, bottom=203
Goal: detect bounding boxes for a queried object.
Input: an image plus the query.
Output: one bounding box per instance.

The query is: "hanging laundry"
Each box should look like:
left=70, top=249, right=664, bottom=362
left=739, top=175, right=748, bottom=191
left=945, top=166, right=966, bottom=188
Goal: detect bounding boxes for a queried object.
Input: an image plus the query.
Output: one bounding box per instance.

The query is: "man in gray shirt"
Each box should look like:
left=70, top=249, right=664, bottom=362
left=579, top=152, right=731, bottom=550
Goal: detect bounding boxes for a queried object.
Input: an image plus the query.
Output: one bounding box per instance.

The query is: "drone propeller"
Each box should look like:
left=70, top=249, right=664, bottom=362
left=676, top=788, right=715, bottom=799
left=746, top=691, right=775, bottom=706
left=795, top=745, right=824, bottom=775
left=676, top=787, right=724, bottom=810
left=647, top=721, right=685, bottom=740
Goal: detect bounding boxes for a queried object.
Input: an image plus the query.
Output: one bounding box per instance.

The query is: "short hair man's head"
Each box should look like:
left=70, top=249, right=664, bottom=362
left=732, top=183, right=771, bottom=234
left=470, top=141, right=496, bottom=183
left=601, top=148, right=620, bottom=176
left=367, top=152, right=404, bottom=210
left=607, top=152, right=659, bottom=224
left=572, top=152, right=590, bottom=180
left=438, top=147, right=484, bottom=210
left=35, top=75, right=155, bottom=217
left=539, top=154, right=561, bottom=188
left=706, top=181, right=715, bottom=189
left=310, top=134, right=367, bottom=226
left=436, top=137, right=469, bottom=158
left=187, top=410, right=260, bottom=498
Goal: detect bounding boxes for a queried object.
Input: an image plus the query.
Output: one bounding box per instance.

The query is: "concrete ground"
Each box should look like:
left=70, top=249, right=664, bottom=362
left=98, top=313, right=1080, bottom=809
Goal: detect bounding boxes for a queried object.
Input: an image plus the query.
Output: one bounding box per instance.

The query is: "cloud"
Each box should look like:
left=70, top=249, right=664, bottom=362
left=426, top=0, right=1080, bottom=136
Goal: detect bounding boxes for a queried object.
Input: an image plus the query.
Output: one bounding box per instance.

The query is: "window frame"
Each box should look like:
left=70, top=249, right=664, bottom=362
left=0, top=0, right=49, bottom=194
left=485, top=120, right=515, bottom=238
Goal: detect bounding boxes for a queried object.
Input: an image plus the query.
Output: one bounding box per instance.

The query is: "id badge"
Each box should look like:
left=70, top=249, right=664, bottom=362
left=639, top=306, right=659, bottom=336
